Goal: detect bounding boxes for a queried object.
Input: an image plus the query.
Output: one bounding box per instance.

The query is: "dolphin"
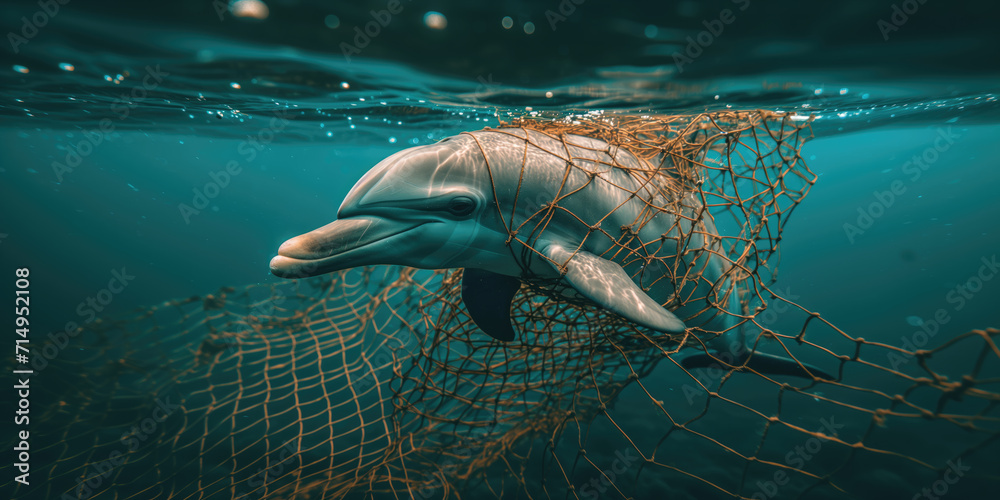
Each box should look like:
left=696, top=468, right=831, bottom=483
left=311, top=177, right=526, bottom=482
left=270, top=128, right=832, bottom=380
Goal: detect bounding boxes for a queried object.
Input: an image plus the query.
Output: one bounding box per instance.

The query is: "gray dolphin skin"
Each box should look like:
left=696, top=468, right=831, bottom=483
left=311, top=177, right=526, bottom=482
left=270, top=129, right=832, bottom=380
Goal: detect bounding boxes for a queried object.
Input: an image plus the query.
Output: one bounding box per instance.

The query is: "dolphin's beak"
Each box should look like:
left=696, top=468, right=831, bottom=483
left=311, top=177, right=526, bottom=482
left=269, top=216, right=422, bottom=278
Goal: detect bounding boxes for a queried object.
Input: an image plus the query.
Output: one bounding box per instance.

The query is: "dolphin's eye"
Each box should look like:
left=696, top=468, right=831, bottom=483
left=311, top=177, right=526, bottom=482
left=447, top=196, right=476, bottom=217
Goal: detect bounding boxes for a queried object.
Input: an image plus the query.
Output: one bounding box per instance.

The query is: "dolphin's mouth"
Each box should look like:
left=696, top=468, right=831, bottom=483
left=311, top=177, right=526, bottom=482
left=269, top=216, right=423, bottom=278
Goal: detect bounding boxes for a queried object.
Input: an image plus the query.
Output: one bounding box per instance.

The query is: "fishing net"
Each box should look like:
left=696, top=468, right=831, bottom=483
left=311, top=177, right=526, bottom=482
left=4, top=111, right=998, bottom=500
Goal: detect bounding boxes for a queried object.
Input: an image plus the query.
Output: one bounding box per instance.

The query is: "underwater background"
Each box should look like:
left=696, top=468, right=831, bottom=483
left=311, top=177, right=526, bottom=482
left=1, top=0, right=999, bottom=499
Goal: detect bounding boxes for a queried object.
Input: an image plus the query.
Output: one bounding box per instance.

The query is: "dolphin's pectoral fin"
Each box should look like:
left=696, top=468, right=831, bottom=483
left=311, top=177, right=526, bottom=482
left=461, top=268, right=521, bottom=342
left=682, top=352, right=835, bottom=381
left=542, top=244, right=686, bottom=333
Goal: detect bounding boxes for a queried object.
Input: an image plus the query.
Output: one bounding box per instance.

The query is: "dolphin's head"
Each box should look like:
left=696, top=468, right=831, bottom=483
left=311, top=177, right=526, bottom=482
left=270, top=134, right=512, bottom=278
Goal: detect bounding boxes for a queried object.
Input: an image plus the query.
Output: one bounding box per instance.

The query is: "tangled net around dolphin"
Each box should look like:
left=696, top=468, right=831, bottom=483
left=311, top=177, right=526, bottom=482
left=4, top=111, right=998, bottom=500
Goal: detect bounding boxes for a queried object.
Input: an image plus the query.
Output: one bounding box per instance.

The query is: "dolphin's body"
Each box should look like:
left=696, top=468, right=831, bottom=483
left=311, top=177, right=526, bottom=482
left=271, top=128, right=831, bottom=380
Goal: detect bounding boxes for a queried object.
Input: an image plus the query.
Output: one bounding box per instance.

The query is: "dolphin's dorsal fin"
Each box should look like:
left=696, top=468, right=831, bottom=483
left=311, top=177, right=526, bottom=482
left=461, top=268, right=522, bottom=341
left=542, top=244, right=687, bottom=333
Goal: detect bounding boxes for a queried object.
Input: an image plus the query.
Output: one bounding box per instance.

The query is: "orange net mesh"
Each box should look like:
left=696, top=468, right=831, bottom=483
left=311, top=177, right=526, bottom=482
left=4, top=111, right=998, bottom=500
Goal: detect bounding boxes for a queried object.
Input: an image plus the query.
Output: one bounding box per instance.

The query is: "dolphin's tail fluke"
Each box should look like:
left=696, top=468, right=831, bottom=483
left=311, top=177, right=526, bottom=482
left=682, top=352, right=835, bottom=381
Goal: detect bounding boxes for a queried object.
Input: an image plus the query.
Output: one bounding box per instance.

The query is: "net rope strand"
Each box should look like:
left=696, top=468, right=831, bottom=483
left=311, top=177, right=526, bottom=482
left=3, top=110, right=998, bottom=500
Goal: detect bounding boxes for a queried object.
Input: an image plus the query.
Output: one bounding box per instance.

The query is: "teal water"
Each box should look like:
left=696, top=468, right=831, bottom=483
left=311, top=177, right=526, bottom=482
left=2, top=1, right=999, bottom=499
